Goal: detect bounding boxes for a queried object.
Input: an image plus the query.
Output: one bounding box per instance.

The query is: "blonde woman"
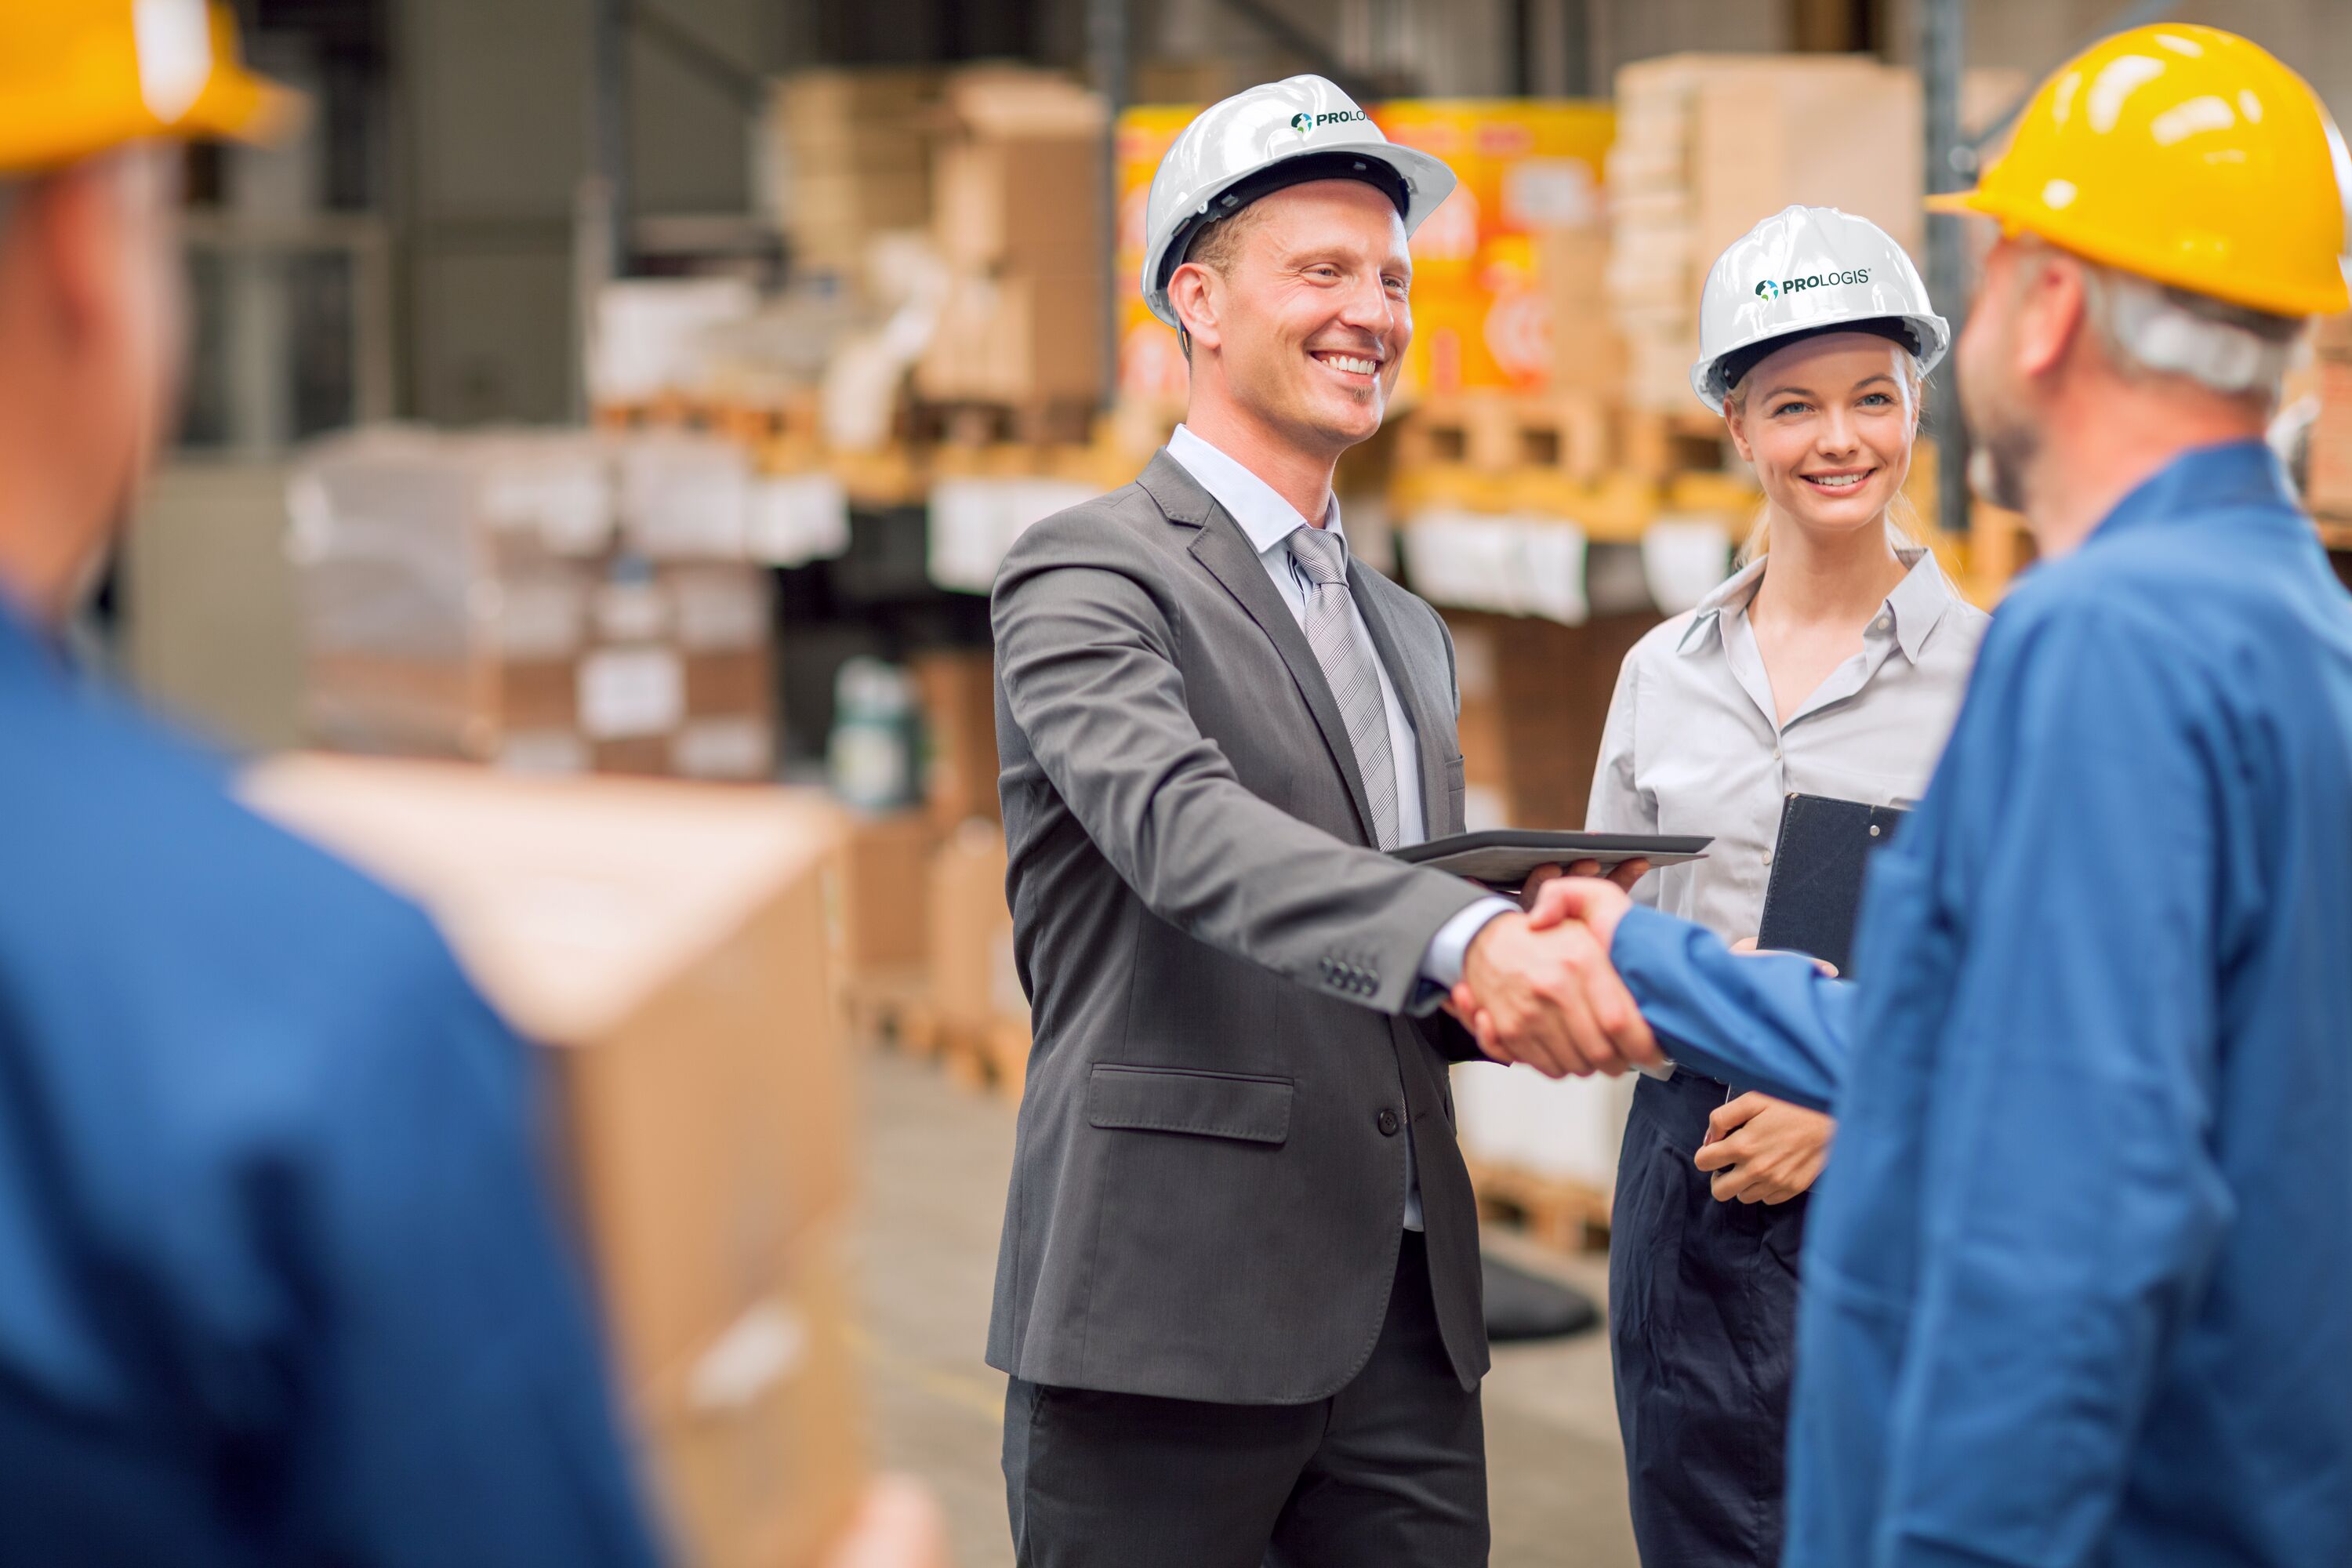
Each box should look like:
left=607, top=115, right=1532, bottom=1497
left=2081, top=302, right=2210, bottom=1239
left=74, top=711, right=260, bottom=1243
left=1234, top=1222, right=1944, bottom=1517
left=1588, top=207, right=1989, bottom=1566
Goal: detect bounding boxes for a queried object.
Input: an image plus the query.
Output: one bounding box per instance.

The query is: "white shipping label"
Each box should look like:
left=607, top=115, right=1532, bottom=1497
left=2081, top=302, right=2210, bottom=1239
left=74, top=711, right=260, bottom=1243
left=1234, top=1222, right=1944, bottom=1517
left=495, top=575, right=590, bottom=659
left=578, top=647, right=684, bottom=739
left=747, top=473, right=851, bottom=567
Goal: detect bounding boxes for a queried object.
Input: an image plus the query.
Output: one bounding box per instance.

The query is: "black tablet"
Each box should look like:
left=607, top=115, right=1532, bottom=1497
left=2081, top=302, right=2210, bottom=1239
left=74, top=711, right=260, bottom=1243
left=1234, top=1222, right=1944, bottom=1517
left=1391, top=829, right=1710, bottom=891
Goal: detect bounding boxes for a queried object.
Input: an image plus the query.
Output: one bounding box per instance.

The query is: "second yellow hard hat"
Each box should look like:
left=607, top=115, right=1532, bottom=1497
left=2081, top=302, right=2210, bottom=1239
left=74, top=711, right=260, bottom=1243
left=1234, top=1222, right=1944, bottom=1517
left=0, top=0, right=303, bottom=176
left=1932, top=24, right=2351, bottom=318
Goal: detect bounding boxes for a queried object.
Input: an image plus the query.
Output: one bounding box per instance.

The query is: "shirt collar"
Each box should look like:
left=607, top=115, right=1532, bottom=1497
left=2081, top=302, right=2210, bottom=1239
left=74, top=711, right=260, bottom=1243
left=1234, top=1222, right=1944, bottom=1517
left=1676, top=545, right=1956, bottom=665
left=2087, top=438, right=2300, bottom=546
left=1167, top=423, right=1344, bottom=557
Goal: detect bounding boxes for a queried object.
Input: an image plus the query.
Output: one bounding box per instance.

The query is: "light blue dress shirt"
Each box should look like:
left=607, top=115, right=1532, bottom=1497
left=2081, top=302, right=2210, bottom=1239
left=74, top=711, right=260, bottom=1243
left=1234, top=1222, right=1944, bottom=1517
left=1167, top=426, right=1515, bottom=1229
left=1606, top=442, right=2352, bottom=1567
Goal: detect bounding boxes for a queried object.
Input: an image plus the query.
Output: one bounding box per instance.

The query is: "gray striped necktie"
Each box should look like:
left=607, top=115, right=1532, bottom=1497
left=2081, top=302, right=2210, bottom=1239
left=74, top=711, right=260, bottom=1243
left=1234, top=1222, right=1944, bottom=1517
left=1286, top=524, right=1400, bottom=851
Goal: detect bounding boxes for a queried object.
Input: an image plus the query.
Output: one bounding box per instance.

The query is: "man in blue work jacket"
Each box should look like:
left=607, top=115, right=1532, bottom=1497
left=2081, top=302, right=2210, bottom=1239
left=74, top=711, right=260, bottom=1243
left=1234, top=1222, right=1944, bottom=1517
left=0, top=9, right=659, bottom=1563
left=1457, top=26, right=2352, bottom=1568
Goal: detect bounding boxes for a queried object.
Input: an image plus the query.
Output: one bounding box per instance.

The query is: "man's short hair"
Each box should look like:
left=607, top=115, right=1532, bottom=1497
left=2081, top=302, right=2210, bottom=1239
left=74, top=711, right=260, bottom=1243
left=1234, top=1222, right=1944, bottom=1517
left=1174, top=201, right=1276, bottom=363
left=2073, top=248, right=2303, bottom=408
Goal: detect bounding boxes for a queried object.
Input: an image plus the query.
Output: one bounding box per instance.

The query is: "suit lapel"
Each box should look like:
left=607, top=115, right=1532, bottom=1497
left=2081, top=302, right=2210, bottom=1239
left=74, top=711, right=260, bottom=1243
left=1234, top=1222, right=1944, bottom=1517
left=1140, top=452, right=1379, bottom=849
left=1350, top=570, right=1448, bottom=842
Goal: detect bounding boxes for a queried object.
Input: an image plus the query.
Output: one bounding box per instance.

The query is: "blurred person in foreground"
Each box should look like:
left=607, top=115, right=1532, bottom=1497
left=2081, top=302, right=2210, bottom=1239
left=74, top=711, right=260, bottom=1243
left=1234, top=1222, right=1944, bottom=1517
left=1588, top=206, right=1988, bottom=1567
left=986, top=75, right=1632, bottom=1566
left=1467, top=24, right=2352, bottom=1566
left=0, top=7, right=947, bottom=1566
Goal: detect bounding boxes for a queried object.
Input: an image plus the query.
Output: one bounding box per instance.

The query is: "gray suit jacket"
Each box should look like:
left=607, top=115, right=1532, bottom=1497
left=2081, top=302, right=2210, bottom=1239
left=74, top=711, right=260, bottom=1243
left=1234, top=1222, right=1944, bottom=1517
left=984, top=449, right=1494, bottom=1406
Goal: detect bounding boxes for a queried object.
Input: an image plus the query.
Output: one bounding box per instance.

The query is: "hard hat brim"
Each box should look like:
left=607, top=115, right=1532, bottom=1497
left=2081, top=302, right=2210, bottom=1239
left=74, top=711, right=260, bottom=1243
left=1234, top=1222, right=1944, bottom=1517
left=182, top=61, right=309, bottom=148
left=1144, top=140, right=1458, bottom=329
left=1923, top=185, right=2349, bottom=317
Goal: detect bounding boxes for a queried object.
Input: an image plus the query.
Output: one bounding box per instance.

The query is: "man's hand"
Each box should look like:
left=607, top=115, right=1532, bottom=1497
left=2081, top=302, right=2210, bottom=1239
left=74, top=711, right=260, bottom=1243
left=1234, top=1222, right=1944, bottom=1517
left=1691, top=1091, right=1833, bottom=1204
left=1450, top=903, right=1658, bottom=1077
left=1520, top=872, right=1636, bottom=951
left=822, top=1475, right=954, bottom=1568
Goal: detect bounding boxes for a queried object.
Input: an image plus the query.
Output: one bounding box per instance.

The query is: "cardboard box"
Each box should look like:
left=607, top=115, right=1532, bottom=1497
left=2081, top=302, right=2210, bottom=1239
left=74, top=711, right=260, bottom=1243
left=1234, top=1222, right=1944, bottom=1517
left=915, top=270, right=1105, bottom=405
left=840, top=811, right=933, bottom=973
left=934, top=136, right=1104, bottom=272
left=911, top=648, right=1001, bottom=833
left=1443, top=611, right=1659, bottom=829
left=640, top=1223, right=865, bottom=1568
left=241, top=758, right=855, bottom=1377
left=1537, top=227, right=1628, bottom=397
left=928, top=820, right=1025, bottom=1049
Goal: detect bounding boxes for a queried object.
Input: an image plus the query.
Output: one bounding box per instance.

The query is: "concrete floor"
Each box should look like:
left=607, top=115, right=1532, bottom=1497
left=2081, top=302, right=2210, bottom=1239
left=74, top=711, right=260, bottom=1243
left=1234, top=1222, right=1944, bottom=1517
left=847, top=1048, right=1641, bottom=1568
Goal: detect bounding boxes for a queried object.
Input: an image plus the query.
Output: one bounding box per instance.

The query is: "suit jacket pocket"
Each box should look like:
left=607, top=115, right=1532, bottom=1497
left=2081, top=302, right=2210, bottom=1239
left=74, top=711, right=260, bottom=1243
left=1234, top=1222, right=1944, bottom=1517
left=1086, top=1064, right=1294, bottom=1145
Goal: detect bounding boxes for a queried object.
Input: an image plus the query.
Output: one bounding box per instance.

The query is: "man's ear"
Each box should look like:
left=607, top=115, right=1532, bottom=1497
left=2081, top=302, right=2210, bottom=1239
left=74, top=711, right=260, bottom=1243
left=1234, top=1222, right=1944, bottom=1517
left=27, top=161, right=122, bottom=349
left=1168, top=261, right=1221, bottom=357
left=2015, top=249, right=2089, bottom=384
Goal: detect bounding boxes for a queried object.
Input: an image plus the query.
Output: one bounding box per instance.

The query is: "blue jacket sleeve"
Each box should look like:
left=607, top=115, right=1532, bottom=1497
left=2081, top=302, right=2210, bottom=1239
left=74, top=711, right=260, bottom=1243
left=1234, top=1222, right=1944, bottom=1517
left=1867, top=608, right=2232, bottom=1567
left=309, top=947, right=664, bottom=1567
left=1610, top=905, right=1857, bottom=1112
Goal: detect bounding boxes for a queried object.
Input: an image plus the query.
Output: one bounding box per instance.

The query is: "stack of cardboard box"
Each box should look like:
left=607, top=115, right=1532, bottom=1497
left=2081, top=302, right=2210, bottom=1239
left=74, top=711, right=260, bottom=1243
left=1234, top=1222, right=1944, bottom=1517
left=764, top=69, right=938, bottom=276
left=1446, top=608, right=1660, bottom=830
left=927, top=819, right=1030, bottom=1094
left=916, top=71, right=1108, bottom=409
left=241, top=756, right=863, bottom=1568
left=292, top=430, right=778, bottom=782
left=909, top=647, right=1002, bottom=835
left=1605, top=54, right=1926, bottom=411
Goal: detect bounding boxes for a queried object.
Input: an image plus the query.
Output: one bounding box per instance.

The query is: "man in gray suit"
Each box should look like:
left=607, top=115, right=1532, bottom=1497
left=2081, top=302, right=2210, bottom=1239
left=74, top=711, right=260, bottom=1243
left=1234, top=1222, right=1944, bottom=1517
left=986, top=78, right=1635, bottom=1566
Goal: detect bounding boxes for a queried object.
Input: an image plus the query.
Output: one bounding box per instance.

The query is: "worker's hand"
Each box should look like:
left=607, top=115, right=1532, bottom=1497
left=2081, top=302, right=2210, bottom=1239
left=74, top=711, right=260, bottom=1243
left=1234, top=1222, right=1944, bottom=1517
left=1520, top=856, right=1650, bottom=911
left=1691, top=1091, right=1833, bottom=1204
left=1728, top=936, right=1839, bottom=978
left=1520, top=872, right=1636, bottom=949
left=1452, top=902, right=1658, bottom=1077
left=820, top=1475, right=954, bottom=1568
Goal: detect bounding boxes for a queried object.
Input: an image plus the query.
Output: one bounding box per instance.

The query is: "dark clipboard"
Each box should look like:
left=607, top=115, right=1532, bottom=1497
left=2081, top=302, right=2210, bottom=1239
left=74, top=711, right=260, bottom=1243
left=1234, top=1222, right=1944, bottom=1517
left=1392, top=829, right=1710, bottom=895
left=1755, top=793, right=1907, bottom=978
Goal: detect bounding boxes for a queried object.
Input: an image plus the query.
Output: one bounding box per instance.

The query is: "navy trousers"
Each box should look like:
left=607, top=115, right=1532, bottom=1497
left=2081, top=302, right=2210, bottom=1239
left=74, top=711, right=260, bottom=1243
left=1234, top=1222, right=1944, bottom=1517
left=1610, top=1070, right=1809, bottom=1567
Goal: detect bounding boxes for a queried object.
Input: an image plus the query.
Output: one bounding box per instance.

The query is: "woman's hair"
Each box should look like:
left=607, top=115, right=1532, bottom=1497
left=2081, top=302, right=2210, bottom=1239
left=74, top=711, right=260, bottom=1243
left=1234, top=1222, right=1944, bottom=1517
left=1723, top=346, right=1931, bottom=567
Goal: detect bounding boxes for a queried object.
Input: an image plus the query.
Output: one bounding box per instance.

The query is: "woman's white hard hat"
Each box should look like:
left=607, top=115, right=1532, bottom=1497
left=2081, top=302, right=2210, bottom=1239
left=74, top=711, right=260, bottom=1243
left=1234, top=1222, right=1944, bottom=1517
left=1141, top=75, right=1457, bottom=330
left=1691, top=205, right=1949, bottom=413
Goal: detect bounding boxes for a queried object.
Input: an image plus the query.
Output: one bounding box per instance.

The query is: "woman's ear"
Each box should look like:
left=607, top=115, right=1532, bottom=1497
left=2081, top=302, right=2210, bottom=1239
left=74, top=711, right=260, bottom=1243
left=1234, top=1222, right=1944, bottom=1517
left=1723, top=402, right=1754, bottom=464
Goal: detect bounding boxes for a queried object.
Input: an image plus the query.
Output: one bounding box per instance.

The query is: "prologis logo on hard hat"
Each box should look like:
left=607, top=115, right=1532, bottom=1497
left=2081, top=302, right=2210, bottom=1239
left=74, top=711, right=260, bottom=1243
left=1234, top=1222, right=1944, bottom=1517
left=1292, top=109, right=1369, bottom=135
left=1757, top=267, right=1871, bottom=301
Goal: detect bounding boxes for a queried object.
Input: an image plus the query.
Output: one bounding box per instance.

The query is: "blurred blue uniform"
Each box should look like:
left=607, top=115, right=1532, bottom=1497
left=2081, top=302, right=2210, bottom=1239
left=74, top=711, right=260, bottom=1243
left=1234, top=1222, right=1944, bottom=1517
left=0, top=600, right=662, bottom=1565
left=1610, top=442, right=2352, bottom=1567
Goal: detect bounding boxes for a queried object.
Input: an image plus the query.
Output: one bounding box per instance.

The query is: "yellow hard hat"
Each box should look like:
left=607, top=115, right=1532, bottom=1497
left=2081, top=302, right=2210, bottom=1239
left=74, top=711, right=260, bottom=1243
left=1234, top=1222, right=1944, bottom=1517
left=1929, top=24, right=2351, bottom=318
left=0, top=0, right=303, bottom=176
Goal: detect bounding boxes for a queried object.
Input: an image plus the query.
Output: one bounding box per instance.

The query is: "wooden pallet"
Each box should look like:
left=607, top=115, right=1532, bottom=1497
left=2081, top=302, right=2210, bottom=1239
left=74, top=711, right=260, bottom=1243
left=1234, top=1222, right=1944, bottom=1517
left=1617, top=405, right=1730, bottom=482
left=909, top=397, right=1098, bottom=450
left=1400, top=394, right=1615, bottom=481
left=1465, top=1156, right=1613, bottom=1254
left=842, top=965, right=934, bottom=1053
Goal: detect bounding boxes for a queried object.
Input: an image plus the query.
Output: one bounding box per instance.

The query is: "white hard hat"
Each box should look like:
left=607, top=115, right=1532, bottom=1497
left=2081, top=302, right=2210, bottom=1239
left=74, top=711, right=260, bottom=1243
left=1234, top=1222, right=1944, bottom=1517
left=1141, top=75, right=1457, bottom=331
left=1691, top=205, right=1949, bottom=413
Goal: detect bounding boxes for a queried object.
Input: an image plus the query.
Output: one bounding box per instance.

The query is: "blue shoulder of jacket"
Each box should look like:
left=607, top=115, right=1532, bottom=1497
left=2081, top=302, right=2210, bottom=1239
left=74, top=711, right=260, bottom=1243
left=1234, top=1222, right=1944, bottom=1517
left=0, top=679, right=460, bottom=1003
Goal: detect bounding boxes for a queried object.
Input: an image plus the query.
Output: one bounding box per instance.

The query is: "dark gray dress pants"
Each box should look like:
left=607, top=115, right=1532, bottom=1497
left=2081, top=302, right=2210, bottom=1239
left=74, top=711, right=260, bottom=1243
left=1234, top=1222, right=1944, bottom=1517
left=1002, top=1231, right=1488, bottom=1567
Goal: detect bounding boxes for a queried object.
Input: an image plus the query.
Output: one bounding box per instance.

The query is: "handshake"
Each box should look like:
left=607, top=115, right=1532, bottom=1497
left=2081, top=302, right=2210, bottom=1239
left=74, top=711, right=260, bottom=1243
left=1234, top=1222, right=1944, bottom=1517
left=1449, top=862, right=1667, bottom=1078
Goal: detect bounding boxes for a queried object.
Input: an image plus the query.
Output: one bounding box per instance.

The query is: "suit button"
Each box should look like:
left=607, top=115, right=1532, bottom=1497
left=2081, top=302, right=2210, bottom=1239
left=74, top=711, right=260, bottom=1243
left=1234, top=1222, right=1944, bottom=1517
left=1377, top=1108, right=1401, bottom=1137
